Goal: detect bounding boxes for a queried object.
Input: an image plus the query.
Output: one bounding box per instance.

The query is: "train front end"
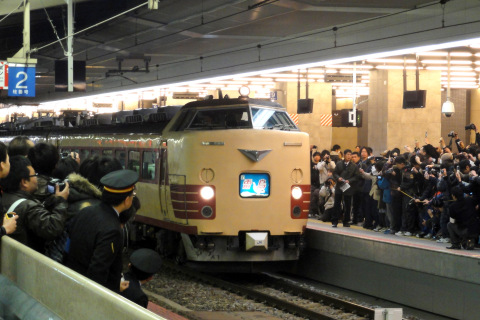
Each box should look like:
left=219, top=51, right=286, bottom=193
left=162, top=98, right=310, bottom=263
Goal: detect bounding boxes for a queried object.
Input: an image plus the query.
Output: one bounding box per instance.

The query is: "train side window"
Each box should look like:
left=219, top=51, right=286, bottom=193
left=91, top=149, right=99, bottom=157
left=116, top=150, right=126, bottom=169
left=142, top=151, right=156, bottom=180
left=128, top=151, right=140, bottom=174
left=80, top=149, right=90, bottom=162
left=103, top=149, right=113, bottom=156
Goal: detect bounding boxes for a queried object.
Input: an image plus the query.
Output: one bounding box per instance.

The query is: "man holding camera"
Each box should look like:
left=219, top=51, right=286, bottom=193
left=0, top=156, right=69, bottom=253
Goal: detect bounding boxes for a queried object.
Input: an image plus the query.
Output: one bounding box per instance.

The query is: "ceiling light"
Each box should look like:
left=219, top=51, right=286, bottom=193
left=375, top=65, right=421, bottom=70
left=368, top=59, right=417, bottom=64
left=426, top=66, right=473, bottom=71
left=421, top=59, right=472, bottom=64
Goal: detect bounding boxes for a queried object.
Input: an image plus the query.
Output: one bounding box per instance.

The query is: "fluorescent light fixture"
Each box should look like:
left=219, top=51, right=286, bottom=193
left=426, top=66, right=473, bottom=71
left=375, top=65, right=421, bottom=70
left=368, top=59, right=417, bottom=64
left=325, top=64, right=373, bottom=69
left=421, top=59, right=472, bottom=64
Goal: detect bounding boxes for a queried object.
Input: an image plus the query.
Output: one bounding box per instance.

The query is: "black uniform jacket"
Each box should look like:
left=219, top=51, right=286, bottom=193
left=2, top=190, right=68, bottom=253
left=66, top=202, right=123, bottom=293
left=333, top=161, right=360, bottom=196
left=120, top=271, right=148, bottom=308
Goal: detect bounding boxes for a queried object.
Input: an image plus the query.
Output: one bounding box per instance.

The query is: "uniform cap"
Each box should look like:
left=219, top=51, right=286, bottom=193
left=130, top=248, right=162, bottom=274
left=100, top=169, right=139, bottom=194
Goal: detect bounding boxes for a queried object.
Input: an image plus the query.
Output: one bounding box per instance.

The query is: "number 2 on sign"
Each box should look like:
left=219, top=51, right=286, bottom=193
left=16, top=71, right=28, bottom=89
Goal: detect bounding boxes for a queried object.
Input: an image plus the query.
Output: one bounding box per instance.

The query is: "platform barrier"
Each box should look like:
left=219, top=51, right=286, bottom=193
left=0, top=236, right=165, bottom=320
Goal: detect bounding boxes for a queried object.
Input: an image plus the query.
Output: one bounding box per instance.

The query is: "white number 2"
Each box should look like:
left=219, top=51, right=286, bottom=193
left=16, top=71, right=28, bottom=89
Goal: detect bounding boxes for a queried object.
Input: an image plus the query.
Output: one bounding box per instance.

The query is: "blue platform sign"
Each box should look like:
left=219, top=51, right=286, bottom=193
left=8, top=65, right=35, bottom=97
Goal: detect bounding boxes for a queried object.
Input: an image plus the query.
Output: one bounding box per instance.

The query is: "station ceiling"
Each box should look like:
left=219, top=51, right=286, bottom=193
left=1, top=0, right=480, bottom=104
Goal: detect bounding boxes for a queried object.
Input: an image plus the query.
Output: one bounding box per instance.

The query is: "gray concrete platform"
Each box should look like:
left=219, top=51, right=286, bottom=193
left=295, top=219, right=480, bottom=320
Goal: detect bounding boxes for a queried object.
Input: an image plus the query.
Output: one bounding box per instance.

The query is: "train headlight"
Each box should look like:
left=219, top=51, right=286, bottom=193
left=200, top=186, right=215, bottom=200
left=291, top=186, right=302, bottom=199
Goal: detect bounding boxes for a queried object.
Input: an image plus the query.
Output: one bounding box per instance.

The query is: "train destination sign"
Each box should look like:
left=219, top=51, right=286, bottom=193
left=8, top=64, right=36, bottom=97
left=240, top=173, right=270, bottom=198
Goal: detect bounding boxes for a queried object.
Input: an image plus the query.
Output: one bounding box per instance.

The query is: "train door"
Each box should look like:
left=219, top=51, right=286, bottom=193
left=159, top=140, right=170, bottom=217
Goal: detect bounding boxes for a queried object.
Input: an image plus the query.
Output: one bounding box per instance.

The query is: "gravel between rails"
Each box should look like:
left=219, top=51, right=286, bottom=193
left=143, top=268, right=372, bottom=320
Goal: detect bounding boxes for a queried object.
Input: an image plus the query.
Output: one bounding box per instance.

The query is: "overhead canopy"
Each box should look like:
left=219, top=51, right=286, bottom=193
left=1, top=0, right=479, bottom=102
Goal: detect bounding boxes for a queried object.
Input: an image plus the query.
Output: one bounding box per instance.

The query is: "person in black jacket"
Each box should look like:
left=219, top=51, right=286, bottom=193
left=0, top=156, right=69, bottom=253
left=331, top=149, right=360, bottom=227
left=446, top=186, right=480, bottom=250
left=66, top=169, right=139, bottom=293
left=121, top=248, right=162, bottom=308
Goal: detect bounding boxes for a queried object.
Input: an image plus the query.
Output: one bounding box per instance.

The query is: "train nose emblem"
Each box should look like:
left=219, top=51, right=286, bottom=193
left=238, top=149, right=272, bottom=162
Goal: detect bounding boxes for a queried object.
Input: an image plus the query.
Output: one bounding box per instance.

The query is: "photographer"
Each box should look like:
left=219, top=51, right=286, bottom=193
left=27, top=142, right=61, bottom=204
left=318, top=178, right=336, bottom=222
left=316, top=150, right=336, bottom=186
left=384, top=155, right=404, bottom=234
left=0, top=156, right=69, bottom=253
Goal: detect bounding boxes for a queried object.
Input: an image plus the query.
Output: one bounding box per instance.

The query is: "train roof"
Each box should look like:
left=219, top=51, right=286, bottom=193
left=183, top=98, right=284, bottom=109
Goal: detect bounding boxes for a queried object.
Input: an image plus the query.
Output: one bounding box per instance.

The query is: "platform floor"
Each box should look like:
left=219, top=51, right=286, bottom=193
left=307, top=218, right=480, bottom=259
left=298, top=218, right=480, bottom=320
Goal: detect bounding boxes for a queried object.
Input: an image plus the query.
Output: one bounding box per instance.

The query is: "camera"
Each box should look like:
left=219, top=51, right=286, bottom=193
left=5, top=213, right=14, bottom=219
left=465, top=123, right=476, bottom=130
left=447, top=131, right=455, bottom=138
left=47, top=178, right=68, bottom=194
left=313, top=145, right=317, bottom=149
left=60, top=152, right=70, bottom=159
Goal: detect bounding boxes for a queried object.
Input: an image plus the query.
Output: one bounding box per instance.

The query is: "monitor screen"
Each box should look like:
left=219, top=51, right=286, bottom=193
left=297, top=99, right=314, bottom=114
left=402, top=90, right=426, bottom=109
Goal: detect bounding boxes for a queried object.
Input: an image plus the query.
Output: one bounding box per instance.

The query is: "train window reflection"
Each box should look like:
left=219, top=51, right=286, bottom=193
left=187, top=108, right=251, bottom=130
left=116, top=150, right=126, bottom=169
left=128, top=151, right=140, bottom=173
left=251, top=107, right=297, bottom=130
left=80, top=149, right=90, bottom=162
left=102, top=149, right=113, bottom=156
left=142, top=151, right=156, bottom=180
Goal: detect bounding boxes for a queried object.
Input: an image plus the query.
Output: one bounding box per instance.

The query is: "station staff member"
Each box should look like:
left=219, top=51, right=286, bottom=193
left=66, top=169, right=139, bottom=293
left=121, top=248, right=162, bottom=308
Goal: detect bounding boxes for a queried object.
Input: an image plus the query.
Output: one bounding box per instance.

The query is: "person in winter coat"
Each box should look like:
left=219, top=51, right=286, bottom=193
left=0, top=156, right=69, bottom=253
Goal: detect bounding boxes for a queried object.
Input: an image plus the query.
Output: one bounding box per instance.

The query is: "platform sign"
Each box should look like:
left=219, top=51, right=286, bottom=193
left=0, top=61, right=7, bottom=90
left=270, top=91, right=277, bottom=100
left=8, top=65, right=35, bottom=97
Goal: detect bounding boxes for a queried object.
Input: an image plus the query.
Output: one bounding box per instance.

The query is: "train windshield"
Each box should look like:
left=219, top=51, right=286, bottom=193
left=175, top=104, right=298, bottom=131
left=251, top=107, right=297, bottom=130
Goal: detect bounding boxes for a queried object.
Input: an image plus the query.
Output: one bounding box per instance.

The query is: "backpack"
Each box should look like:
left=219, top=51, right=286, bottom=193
left=45, top=231, right=70, bottom=264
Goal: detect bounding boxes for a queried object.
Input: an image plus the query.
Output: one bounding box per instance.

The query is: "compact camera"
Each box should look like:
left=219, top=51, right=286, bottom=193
left=47, top=178, right=68, bottom=194
left=447, top=131, right=455, bottom=138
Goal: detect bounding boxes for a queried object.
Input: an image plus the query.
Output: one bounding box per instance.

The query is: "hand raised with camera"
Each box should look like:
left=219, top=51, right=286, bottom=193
left=55, top=181, right=70, bottom=200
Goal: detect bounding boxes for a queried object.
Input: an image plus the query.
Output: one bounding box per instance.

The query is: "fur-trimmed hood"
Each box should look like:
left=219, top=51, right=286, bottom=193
left=66, top=173, right=102, bottom=201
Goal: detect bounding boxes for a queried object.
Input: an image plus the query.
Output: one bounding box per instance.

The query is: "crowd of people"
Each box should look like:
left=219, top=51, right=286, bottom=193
left=0, top=136, right=161, bottom=308
left=310, top=126, right=480, bottom=250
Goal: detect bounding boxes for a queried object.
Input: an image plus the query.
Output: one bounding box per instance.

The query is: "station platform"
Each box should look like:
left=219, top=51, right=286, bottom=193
left=295, top=219, right=480, bottom=320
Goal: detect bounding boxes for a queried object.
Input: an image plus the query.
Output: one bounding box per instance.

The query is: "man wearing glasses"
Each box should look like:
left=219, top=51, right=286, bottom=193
left=66, top=169, right=139, bottom=294
left=0, top=155, right=69, bottom=253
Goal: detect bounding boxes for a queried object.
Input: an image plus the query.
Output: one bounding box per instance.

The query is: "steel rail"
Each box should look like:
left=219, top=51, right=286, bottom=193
left=164, top=261, right=364, bottom=320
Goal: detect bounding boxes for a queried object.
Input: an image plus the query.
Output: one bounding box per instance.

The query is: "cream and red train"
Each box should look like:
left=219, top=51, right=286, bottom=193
left=4, top=97, right=311, bottom=264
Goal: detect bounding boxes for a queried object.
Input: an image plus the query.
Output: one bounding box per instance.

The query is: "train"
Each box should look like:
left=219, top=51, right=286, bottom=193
left=1, top=95, right=311, bottom=267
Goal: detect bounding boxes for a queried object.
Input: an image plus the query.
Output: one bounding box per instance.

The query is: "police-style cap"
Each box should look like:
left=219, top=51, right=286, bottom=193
left=130, top=248, right=162, bottom=274
left=100, top=169, right=139, bottom=194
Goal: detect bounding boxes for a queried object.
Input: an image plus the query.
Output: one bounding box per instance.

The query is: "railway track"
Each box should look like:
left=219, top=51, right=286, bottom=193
left=164, top=261, right=376, bottom=320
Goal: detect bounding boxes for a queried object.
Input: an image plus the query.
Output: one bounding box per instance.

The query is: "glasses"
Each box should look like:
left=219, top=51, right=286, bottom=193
left=29, top=173, right=38, bottom=177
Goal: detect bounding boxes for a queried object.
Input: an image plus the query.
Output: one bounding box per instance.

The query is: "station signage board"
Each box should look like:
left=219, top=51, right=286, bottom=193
left=8, top=64, right=36, bottom=97
left=0, top=61, right=8, bottom=90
